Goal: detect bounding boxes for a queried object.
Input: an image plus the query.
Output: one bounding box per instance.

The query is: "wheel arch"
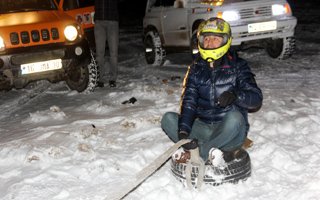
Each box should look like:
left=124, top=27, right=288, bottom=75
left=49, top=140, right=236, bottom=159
left=143, top=25, right=166, bottom=45
left=143, top=25, right=158, bottom=36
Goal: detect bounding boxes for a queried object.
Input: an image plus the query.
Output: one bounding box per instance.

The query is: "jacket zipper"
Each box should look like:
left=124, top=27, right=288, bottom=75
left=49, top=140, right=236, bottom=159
left=210, top=69, right=217, bottom=107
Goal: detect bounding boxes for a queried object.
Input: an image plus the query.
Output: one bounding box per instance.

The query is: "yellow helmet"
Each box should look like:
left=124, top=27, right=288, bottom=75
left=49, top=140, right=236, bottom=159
left=197, top=18, right=232, bottom=62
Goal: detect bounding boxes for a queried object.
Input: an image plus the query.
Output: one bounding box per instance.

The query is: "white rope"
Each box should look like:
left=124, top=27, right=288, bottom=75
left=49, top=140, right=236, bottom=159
left=107, top=139, right=191, bottom=200
left=185, top=148, right=205, bottom=189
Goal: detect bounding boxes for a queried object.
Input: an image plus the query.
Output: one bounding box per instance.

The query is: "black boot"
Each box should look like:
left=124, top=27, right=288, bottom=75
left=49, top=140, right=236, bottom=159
left=222, top=149, right=241, bottom=162
left=109, top=80, right=116, bottom=87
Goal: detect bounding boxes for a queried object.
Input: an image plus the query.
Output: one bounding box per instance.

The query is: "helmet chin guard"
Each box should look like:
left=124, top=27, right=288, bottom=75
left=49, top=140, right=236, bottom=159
left=206, top=57, right=214, bottom=63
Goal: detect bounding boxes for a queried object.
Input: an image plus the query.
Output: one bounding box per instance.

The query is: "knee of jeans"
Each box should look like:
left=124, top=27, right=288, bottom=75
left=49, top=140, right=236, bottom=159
left=221, top=132, right=246, bottom=151
left=225, top=110, right=245, bottom=125
left=161, top=112, right=177, bottom=128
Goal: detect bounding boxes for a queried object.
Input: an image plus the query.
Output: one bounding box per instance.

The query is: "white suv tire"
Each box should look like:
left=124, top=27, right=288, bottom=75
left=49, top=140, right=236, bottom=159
left=144, top=30, right=166, bottom=66
left=266, top=36, right=296, bottom=60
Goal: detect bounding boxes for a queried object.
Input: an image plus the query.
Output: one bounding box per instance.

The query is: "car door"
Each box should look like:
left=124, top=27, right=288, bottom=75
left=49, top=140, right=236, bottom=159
left=161, top=0, right=189, bottom=47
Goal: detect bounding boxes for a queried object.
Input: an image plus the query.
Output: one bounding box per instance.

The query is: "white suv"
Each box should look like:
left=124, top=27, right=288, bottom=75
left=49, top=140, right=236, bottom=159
left=143, top=0, right=297, bottom=65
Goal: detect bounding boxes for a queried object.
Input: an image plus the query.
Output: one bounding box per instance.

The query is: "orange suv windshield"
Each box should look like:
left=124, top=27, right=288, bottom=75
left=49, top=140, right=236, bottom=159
left=0, top=0, right=57, bottom=14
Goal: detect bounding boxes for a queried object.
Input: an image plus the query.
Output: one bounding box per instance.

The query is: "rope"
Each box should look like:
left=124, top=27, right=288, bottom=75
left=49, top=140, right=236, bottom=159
left=185, top=148, right=205, bottom=189
left=107, top=139, right=191, bottom=200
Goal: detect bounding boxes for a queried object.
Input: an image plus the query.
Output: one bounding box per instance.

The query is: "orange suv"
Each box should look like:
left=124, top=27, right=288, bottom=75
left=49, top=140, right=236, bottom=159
left=0, top=0, right=98, bottom=92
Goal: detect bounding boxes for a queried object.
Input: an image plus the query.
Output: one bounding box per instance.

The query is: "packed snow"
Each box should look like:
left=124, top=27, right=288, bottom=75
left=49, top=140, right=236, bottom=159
left=1, top=7, right=320, bottom=200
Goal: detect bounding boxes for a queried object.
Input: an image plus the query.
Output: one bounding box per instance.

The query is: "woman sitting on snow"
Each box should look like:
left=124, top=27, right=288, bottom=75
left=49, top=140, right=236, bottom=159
left=161, top=18, right=263, bottom=164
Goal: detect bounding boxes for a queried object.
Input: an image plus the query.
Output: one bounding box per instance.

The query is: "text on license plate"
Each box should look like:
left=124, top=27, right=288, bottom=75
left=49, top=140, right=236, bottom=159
left=248, top=21, right=277, bottom=33
left=21, top=59, right=62, bottom=75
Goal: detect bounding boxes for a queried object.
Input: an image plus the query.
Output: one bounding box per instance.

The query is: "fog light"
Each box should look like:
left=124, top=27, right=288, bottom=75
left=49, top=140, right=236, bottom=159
left=75, top=46, right=83, bottom=56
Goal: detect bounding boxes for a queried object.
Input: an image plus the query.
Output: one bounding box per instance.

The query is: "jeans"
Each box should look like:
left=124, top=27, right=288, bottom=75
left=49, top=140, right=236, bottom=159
left=94, top=20, right=119, bottom=82
left=161, top=110, right=247, bottom=161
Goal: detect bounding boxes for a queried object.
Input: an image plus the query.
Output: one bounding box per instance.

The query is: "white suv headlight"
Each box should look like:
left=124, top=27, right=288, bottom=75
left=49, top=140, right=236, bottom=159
left=272, top=4, right=291, bottom=16
left=64, top=25, right=78, bottom=41
left=221, top=11, right=240, bottom=22
left=0, top=36, right=5, bottom=51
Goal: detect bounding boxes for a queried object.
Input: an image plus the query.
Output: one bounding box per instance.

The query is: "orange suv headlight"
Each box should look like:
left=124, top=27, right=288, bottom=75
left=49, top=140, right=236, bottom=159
left=64, top=25, right=78, bottom=41
left=0, top=36, right=5, bottom=51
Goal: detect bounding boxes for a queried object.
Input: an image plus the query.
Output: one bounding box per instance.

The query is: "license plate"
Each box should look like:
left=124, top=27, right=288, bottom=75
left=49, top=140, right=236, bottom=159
left=21, top=59, right=62, bottom=75
left=248, top=21, right=277, bottom=33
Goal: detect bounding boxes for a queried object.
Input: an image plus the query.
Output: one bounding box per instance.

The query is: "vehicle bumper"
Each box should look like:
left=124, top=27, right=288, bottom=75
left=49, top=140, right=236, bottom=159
left=230, top=16, right=297, bottom=45
left=0, top=39, right=91, bottom=89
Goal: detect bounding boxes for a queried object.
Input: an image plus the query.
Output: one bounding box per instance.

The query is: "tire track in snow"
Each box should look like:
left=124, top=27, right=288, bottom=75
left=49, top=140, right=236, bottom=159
left=0, top=81, right=51, bottom=121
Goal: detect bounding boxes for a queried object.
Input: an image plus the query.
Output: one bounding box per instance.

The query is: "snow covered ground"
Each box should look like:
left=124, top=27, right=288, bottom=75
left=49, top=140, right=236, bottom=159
left=1, top=8, right=320, bottom=200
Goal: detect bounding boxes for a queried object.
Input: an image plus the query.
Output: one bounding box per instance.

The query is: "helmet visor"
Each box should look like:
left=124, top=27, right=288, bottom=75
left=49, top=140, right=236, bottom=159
left=198, top=32, right=228, bottom=50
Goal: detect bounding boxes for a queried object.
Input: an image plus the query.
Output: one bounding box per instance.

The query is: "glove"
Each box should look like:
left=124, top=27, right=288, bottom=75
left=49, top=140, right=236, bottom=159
left=178, top=131, right=198, bottom=150
left=178, top=131, right=189, bottom=140
left=182, top=138, right=198, bottom=150
left=218, top=91, right=237, bottom=107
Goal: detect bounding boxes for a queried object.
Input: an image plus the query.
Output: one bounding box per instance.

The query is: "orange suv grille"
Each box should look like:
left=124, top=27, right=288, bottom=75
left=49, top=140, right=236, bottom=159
left=10, top=28, right=60, bottom=45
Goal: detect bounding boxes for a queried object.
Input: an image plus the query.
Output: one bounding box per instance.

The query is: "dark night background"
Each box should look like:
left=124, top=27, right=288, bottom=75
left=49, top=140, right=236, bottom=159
left=119, top=0, right=148, bottom=27
left=290, top=0, right=320, bottom=22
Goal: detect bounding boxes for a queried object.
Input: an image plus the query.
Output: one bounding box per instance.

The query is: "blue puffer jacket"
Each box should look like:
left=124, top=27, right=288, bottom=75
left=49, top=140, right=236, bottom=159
left=179, top=51, right=263, bottom=134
